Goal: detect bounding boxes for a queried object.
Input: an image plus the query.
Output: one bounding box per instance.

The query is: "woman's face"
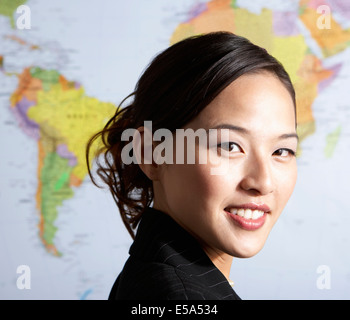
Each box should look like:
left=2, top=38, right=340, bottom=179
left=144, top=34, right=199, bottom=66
left=153, top=72, right=298, bottom=259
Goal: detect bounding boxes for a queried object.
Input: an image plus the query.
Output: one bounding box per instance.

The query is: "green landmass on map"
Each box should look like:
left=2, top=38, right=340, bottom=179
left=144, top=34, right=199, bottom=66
left=0, top=0, right=27, bottom=28
left=324, top=125, right=342, bottom=158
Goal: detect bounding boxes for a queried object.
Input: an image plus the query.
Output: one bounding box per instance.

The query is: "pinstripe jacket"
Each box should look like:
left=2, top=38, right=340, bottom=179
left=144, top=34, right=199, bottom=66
left=109, top=207, right=240, bottom=300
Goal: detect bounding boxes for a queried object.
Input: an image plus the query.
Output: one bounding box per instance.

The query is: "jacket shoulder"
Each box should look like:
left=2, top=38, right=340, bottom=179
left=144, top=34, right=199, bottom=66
left=110, top=258, right=219, bottom=300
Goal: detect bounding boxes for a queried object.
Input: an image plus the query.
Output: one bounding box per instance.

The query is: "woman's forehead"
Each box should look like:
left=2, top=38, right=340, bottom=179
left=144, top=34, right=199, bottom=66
left=193, top=73, right=296, bottom=130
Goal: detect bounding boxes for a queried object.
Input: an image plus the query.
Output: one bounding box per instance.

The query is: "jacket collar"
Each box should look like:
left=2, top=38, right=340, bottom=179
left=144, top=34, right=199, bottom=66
left=129, top=207, right=240, bottom=300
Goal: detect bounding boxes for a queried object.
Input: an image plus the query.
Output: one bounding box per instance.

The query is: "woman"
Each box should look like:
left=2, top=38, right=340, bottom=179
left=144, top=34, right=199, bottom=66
left=86, top=32, right=298, bottom=300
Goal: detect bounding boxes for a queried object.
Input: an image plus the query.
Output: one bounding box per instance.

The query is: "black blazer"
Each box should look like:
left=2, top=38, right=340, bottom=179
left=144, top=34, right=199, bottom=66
left=109, top=207, right=240, bottom=300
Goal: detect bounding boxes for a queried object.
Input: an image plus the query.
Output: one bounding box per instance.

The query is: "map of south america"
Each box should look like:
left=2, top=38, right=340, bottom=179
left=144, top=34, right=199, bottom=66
left=10, top=67, right=116, bottom=255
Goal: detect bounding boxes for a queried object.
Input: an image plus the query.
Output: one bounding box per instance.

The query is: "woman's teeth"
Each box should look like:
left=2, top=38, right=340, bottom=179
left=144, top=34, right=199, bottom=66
left=228, top=208, right=265, bottom=220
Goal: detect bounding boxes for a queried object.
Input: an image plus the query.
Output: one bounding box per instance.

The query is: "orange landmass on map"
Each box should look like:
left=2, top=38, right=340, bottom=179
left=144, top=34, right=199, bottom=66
left=171, top=0, right=236, bottom=44
left=294, top=54, right=335, bottom=141
left=59, top=74, right=76, bottom=90
left=299, top=4, right=350, bottom=57
left=296, top=54, right=334, bottom=123
left=10, top=68, right=43, bottom=106
left=69, top=173, right=82, bottom=187
left=4, top=35, right=40, bottom=50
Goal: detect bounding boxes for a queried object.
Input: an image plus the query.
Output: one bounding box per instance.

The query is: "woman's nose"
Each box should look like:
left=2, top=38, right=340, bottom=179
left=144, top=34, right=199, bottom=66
left=239, top=153, right=274, bottom=196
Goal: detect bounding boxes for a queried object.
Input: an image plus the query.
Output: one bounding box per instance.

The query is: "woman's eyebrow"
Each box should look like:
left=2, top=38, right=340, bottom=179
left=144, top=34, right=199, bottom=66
left=279, top=133, right=299, bottom=141
left=207, top=124, right=299, bottom=141
left=207, top=124, right=249, bottom=134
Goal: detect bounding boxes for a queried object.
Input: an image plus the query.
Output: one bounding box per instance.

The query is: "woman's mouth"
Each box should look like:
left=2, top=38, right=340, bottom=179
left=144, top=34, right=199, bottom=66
left=228, top=208, right=265, bottom=220
left=224, top=204, right=270, bottom=231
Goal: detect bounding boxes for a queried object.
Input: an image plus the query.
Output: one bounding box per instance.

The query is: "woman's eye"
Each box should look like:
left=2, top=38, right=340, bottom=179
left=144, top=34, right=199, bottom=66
left=218, top=142, right=241, bottom=153
left=273, top=148, right=296, bottom=157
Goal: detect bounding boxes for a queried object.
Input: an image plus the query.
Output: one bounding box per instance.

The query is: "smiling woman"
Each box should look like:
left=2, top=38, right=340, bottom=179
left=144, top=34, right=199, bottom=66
left=171, top=72, right=298, bottom=262
left=86, top=32, right=298, bottom=300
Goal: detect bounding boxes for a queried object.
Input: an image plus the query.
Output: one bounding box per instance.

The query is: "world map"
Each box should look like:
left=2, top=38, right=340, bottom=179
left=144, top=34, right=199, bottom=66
left=1, top=0, right=349, bottom=299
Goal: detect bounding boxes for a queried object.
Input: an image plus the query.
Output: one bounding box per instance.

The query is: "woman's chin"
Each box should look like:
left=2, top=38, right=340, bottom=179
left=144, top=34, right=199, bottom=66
left=227, top=238, right=266, bottom=259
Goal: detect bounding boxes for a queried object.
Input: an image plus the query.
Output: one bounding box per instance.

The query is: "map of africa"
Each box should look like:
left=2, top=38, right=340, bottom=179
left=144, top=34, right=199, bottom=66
left=1, top=0, right=349, bottom=299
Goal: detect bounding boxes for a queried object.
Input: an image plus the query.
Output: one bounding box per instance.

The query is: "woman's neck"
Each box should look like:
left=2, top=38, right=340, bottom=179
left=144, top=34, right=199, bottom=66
left=202, top=246, right=233, bottom=280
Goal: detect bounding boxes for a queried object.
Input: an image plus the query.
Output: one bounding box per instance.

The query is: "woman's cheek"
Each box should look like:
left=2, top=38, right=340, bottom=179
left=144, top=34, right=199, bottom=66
left=193, top=162, right=237, bottom=205
left=272, top=162, right=297, bottom=219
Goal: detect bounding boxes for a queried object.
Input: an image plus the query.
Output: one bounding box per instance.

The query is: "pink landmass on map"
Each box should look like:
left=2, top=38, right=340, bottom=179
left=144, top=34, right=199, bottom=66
left=273, top=11, right=299, bottom=36
left=11, top=96, right=40, bottom=139
left=318, top=62, right=343, bottom=91
left=328, top=0, right=350, bottom=19
left=185, top=2, right=208, bottom=22
left=56, top=144, right=78, bottom=167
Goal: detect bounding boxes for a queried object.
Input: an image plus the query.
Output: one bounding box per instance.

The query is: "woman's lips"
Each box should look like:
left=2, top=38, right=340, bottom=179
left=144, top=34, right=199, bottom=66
left=224, top=203, right=270, bottom=231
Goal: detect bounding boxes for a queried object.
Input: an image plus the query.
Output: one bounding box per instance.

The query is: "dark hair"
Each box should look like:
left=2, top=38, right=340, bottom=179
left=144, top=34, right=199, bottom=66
left=86, top=31, right=296, bottom=239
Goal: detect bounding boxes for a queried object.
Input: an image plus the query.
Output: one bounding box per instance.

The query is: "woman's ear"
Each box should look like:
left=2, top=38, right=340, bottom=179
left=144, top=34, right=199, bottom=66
left=133, top=126, right=161, bottom=181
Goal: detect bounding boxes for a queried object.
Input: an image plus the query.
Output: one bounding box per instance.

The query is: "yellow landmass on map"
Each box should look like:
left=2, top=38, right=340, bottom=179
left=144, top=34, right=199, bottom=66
left=270, top=35, right=308, bottom=85
left=234, top=8, right=273, bottom=50
left=27, top=83, right=116, bottom=181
